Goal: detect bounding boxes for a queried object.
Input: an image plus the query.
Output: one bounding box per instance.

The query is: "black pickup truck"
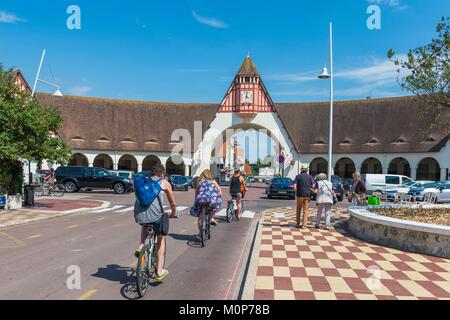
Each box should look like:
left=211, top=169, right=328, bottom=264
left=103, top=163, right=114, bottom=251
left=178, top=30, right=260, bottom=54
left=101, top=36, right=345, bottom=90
left=55, top=166, right=133, bottom=194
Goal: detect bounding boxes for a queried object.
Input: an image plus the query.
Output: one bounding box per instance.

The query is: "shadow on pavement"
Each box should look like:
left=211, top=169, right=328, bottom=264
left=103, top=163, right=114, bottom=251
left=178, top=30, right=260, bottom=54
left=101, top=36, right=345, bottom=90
left=91, top=264, right=140, bottom=300
left=168, top=232, right=204, bottom=248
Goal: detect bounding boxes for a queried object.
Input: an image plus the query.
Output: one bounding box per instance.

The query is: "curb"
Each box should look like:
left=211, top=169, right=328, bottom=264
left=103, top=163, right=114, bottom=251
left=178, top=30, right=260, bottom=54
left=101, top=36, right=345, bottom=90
left=0, top=200, right=111, bottom=230
left=239, top=209, right=266, bottom=300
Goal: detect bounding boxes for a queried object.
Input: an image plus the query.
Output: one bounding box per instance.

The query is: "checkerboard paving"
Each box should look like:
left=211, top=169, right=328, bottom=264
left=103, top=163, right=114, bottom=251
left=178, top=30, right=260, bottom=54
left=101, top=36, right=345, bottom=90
left=253, top=207, right=450, bottom=300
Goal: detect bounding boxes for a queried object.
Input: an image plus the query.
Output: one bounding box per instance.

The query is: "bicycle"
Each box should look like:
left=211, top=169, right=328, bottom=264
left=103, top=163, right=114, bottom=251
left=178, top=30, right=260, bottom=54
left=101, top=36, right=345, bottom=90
left=135, top=225, right=166, bottom=297
left=226, top=195, right=244, bottom=223
left=199, top=205, right=211, bottom=247
left=35, top=182, right=65, bottom=197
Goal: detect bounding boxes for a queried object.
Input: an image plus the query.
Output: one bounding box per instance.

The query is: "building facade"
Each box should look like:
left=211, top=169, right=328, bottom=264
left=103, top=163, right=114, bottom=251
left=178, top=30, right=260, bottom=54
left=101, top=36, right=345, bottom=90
left=34, top=56, right=449, bottom=181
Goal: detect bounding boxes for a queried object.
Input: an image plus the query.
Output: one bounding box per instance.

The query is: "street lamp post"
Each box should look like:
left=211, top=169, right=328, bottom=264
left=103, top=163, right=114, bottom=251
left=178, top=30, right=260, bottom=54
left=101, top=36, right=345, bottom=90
left=318, top=22, right=334, bottom=183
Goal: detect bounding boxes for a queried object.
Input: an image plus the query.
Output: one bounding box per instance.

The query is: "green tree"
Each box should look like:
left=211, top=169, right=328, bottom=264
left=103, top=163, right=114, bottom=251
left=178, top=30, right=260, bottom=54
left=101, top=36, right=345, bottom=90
left=250, top=159, right=272, bottom=175
left=388, top=16, right=450, bottom=131
left=0, top=65, right=72, bottom=195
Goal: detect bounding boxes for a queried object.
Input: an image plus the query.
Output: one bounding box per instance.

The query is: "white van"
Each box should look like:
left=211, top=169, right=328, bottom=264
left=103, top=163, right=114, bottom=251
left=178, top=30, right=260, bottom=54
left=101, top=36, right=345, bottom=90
left=361, top=174, right=415, bottom=195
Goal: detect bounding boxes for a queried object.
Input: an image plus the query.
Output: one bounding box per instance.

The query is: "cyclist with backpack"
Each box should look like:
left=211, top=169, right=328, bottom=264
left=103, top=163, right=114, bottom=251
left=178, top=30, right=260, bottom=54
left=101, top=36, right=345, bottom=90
left=229, top=168, right=247, bottom=219
left=133, top=164, right=177, bottom=281
left=191, top=169, right=222, bottom=232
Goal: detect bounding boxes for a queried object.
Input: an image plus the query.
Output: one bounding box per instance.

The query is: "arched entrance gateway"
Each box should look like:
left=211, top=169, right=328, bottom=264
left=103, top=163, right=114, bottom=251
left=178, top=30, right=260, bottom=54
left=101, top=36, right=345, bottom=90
left=417, top=157, right=441, bottom=181
left=361, top=157, right=382, bottom=174
left=93, top=154, right=113, bottom=170
left=69, top=153, right=88, bottom=166
left=389, top=157, right=411, bottom=177
left=310, top=157, right=328, bottom=177
left=166, top=156, right=185, bottom=176
left=334, top=158, right=355, bottom=179
left=118, top=154, right=138, bottom=172
left=192, top=55, right=299, bottom=179
left=142, top=155, right=161, bottom=172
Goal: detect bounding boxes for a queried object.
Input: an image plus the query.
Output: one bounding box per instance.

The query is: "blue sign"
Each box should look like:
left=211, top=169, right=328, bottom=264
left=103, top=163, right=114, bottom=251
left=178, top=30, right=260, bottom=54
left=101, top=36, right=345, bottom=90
left=277, top=155, right=285, bottom=164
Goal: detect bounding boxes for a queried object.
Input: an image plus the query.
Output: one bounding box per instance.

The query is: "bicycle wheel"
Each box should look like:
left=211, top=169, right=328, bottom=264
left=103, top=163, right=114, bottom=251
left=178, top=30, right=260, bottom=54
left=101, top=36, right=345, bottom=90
left=207, top=213, right=211, bottom=240
left=136, top=245, right=151, bottom=297
left=34, top=185, right=45, bottom=197
left=226, top=202, right=233, bottom=223
left=241, top=200, right=245, bottom=214
left=51, top=184, right=65, bottom=197
left=200, top=210, right=207, bottom=247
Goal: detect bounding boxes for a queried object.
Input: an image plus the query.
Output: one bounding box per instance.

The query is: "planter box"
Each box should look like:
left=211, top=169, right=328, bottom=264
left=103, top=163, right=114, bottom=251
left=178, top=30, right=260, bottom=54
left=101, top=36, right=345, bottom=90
left=6, top=195, right=22, bottom=210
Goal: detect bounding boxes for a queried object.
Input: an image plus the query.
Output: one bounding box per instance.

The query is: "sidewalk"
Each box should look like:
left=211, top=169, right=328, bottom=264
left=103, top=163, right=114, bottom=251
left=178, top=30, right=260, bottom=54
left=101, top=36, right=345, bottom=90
left=243, top=206, right=450, bottom=300
left=0, top=198, right=110, bottom=229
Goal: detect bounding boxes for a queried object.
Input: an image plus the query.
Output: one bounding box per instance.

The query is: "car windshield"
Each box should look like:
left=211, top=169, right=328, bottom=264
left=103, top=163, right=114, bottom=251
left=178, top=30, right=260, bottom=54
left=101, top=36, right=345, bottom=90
left=423, top=182, right=441, bottom=188
left=272, top=178, right=292, bottom=184
left=119, top=173, right=130, bottom=178
left=403, top=180, right=416, bottom=187
left=173, top=176, right=187, bottom=183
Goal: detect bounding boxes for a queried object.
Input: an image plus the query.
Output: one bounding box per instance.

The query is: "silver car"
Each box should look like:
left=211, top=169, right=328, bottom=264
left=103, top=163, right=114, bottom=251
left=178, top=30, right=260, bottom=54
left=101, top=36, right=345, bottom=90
left=422, top=182, right=450, bottom=203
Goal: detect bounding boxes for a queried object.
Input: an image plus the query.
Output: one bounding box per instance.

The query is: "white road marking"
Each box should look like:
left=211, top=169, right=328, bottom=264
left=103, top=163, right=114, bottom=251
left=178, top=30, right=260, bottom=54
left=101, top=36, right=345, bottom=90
left=91, top=205, right=125, bottom=213
left=164, top=206, right=190, bottom=214
left=115, top=206, right=134, bottom=213
left=215, top=209, right=227, bottom=217
left=241, top=211, right=256, bottom=219
left=274, top=212, right=285, bottom=219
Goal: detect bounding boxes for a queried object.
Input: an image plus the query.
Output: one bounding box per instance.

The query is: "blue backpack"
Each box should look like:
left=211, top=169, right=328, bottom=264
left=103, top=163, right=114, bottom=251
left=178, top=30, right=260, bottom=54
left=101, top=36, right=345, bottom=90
left=134, top=175, right=162, bottom=207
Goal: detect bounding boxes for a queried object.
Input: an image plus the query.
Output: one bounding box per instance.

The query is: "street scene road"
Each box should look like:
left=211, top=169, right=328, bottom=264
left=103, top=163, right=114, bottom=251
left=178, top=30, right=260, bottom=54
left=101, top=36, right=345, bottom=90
left=0, top=183, right=313, bottom=300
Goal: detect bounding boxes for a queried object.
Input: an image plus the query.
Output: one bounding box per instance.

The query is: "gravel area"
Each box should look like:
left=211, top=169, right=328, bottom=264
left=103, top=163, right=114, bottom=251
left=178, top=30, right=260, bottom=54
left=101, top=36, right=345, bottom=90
left=370, top=207, right=450, bottom=227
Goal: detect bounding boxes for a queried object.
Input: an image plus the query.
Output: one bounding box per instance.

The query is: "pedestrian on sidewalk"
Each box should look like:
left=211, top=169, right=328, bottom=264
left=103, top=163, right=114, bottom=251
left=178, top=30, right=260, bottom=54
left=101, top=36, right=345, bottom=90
left=349, top=172, right=367, bottom=206
left=313, top=173, right=336, bottom=230
left=293, top=164, right=316, bottom=229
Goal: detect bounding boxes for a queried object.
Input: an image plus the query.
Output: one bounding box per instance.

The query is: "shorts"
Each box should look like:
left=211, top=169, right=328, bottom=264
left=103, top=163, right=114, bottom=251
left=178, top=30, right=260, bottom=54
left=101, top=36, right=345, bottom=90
left=230, top=193, right=242, bottom=199
left=140, top=213, right=169, bottom=236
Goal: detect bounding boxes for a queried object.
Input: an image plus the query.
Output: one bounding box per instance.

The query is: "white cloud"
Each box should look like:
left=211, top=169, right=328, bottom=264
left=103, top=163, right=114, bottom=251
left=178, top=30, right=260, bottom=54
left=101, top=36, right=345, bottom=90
left=334, top=56, right=404, bottom=83
left=367, top=0, right=408, bottom=10
left=67, top=85, right=91, bottom=96
left=192, top=11, right=229, bottom=29
left=265, top=71, right=318, bottom=82
left=0, top=11, right=26, bottom=24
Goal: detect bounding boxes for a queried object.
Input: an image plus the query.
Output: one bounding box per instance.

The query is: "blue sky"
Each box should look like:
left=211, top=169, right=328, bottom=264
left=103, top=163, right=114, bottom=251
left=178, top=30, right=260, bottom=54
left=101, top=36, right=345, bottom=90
left=0, top=0, right=448, bottom=103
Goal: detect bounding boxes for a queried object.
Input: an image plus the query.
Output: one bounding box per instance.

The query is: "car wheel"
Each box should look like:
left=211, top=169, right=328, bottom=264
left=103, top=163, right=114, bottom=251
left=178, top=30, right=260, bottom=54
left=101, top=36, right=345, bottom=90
left=114, top=183, right=125, bottom=194
left=64, top=181, right=77, bottom=193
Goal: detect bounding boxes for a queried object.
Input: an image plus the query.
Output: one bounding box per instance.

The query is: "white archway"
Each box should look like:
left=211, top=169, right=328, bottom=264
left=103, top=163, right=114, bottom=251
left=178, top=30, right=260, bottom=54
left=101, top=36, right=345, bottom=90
left=193, top=112, right=298, bottom=178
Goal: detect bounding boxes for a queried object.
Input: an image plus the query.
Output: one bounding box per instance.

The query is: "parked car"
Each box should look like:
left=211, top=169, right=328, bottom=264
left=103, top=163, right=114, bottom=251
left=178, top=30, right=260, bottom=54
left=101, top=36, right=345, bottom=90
left=266, top=178, right=295, bottom=200
left=421, top=181, right=450, bottom=203
left=361, top=174, right=416, bottom=195
left=109, top=170, right=135, bottom=189
left=185, top=176, right=194, bottom=188
left=55, top=166, right=133, bottom=194
left=342, top=178, right=354, bottom=196
left=170, top=175, right=190, bottom=191
left=408, top=181, right=443, bottom=202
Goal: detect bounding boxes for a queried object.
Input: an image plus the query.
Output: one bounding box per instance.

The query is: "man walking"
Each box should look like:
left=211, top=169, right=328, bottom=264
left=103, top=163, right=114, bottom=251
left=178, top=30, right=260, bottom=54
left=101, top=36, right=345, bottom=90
left=293, top=164, right=316, bottom=229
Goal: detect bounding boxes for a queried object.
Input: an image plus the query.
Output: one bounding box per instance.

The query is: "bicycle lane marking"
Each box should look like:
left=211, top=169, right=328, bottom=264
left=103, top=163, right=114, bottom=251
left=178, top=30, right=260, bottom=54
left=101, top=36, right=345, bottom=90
left=0, top=231, right=26, bottom=249
left=77, top=289, right=97, bottom=300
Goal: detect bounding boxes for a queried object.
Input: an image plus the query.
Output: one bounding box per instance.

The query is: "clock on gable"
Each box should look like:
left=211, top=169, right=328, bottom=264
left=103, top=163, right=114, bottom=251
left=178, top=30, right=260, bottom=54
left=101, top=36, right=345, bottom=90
left=241, top=91, right=253, bottom=104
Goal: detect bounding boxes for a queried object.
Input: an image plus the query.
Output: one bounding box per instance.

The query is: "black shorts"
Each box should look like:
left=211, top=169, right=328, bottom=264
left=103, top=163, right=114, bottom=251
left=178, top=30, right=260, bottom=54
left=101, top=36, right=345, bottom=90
left=230, top=193, right=242, bottom=199
left=140, top=213, right=169, bottom=236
